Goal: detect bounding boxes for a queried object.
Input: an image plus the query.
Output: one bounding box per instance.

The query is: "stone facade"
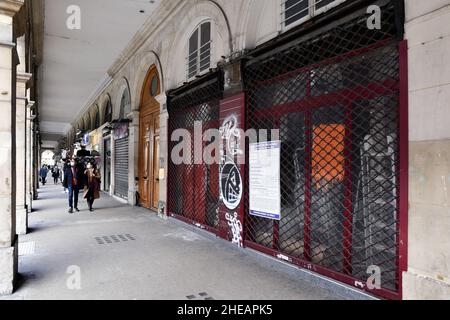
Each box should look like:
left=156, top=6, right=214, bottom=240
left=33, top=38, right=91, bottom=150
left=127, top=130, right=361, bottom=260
left=403, top=0, right=450, bottom=300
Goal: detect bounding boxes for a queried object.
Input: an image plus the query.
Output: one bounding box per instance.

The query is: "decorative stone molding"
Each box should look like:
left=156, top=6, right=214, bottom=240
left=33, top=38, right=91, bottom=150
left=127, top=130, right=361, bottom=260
left=0, top=41, right=15, bottom=48
left=17, top=71, right=32, bottom=84
left=0, top=0, right=24, bottom=17
left=155, top=92, right=167, bottom=110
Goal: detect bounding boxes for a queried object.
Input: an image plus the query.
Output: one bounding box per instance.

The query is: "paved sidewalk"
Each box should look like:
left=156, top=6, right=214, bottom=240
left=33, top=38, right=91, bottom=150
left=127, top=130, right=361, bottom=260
left=3, top=184, right=346, bottom=300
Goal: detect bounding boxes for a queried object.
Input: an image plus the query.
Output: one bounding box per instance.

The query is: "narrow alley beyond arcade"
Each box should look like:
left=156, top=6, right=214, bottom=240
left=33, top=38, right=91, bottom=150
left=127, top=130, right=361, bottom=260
left=3, top=185, right=353, bottom=300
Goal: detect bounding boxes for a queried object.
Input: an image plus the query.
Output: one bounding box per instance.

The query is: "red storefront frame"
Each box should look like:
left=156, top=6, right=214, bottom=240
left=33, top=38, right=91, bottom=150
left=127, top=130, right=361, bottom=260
left=167, top=40, right=409, bottom=300
left=243, top=40, right=409, bottom=300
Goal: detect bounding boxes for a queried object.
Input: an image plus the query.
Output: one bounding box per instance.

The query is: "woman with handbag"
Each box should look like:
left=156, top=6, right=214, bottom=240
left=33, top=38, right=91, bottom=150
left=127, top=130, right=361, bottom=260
left=83, top=162, right=101, bottom=212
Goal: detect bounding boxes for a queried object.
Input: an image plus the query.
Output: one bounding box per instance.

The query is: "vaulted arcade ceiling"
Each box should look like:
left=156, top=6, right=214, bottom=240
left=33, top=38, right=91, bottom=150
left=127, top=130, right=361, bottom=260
left=39, top=0, right=161, bottom=149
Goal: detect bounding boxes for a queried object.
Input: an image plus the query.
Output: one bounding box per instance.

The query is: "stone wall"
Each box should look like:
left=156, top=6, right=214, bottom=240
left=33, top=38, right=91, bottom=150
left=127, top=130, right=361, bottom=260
left=404, top=0, right=450, bottom=300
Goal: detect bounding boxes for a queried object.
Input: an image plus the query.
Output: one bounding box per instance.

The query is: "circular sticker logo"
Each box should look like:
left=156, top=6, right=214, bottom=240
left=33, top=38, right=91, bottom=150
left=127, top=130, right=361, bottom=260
left=220, top=157, right=243, bottom=210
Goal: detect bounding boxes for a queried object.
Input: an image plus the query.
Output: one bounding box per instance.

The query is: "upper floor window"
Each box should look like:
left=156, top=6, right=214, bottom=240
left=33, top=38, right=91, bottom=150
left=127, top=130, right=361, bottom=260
left=187, top=21, right=211, bottom=80
left=282, top=0, right=345, bottom=29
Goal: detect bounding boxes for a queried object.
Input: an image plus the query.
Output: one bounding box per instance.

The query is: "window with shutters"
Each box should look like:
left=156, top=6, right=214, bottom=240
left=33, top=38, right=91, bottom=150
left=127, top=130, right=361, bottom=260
left=282, top=0, right=346, bottom=30
left=187, top=21, right=212, bottom=81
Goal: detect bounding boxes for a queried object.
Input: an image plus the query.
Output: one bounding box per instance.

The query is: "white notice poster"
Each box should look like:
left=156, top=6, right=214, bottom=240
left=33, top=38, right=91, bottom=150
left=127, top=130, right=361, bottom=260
left=249, top=141, right=281, bottom=220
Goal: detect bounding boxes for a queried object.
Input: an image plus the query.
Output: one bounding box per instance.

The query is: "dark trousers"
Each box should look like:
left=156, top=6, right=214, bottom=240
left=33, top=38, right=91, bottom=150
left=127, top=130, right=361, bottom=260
left=86, top=189, right=95, bottom=209
left=68, top=185, right=80, bottom=209
left=54, top=177, right=59, bottom=184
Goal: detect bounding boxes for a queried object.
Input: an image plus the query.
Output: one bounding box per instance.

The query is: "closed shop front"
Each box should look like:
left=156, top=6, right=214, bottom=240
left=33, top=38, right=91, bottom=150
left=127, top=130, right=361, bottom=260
left=114, top=123, right=129, bottom=199
left=241, top=0, right=407, bottom=299
left=167, top=73, right=223, bottom=234
left=165, top=0, right=408, bottom=300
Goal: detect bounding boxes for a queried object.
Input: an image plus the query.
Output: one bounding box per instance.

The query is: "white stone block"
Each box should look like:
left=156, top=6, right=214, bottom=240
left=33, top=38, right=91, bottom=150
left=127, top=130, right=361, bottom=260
left=0, top=242, right=17, bottom=296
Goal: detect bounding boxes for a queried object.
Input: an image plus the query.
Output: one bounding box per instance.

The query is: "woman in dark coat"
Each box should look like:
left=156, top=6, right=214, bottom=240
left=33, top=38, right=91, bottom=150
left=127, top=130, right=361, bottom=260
left=52, top=165, right=60, bottom=185
left=83, top=162, right=101, bottom=212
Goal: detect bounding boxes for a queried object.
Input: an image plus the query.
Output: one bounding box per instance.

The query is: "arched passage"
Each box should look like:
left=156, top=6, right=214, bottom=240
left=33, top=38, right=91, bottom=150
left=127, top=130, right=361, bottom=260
left=41, top=150, right=55, bottom=167
left=138, top=65, right=161, bottom=210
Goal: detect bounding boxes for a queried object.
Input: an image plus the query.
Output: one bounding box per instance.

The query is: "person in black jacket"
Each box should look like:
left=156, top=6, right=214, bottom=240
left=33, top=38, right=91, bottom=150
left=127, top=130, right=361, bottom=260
left=63, top=158, right=84, bottom=213
left=52, top=165, right=60, bottom=185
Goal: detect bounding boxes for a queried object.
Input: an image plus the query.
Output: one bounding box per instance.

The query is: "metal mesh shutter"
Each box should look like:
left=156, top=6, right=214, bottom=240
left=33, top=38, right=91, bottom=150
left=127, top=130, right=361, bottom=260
left=168, top=75, right=223, bottom=232
left=243, top=1, right=403, bottom=298
left=114, top=137, right=129, bottom=199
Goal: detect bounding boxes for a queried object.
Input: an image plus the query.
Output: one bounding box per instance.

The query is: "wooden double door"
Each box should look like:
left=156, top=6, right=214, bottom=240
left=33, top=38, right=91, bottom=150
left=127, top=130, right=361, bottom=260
left=138, top=65, right=161, bottom=210
left=139, top=112, right=160, bottom=210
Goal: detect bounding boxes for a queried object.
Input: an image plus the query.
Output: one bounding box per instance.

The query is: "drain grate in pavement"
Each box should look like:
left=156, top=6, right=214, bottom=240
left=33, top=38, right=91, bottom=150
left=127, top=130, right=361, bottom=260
left=186, top=292, right=215, bottom=300
left=95, top=235, right=136, bottom=245
left=19, top=242, right=36, bottom=256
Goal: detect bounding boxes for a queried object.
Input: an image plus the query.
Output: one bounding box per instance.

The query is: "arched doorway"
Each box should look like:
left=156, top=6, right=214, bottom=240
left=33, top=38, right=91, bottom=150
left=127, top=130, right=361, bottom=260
left=138, top=65, right=161, bottom=210
left=41, top=150, right=55, bottom=167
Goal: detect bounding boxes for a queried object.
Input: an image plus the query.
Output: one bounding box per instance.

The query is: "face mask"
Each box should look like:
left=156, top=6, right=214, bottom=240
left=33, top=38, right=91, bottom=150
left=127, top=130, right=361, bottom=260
left=87, top=164, right=92, bottom=169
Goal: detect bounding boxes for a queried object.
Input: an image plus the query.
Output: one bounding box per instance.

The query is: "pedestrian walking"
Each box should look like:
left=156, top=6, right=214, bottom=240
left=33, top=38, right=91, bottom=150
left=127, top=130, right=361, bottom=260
left=83, top=162, right=101, bottom=212
left=39, top=165, right=49, bottom=185
left=52, top=165, right=60, bottom=185
left=63, top=158, right=83, bottom=213
left=62, top=160, right=70, bottom=193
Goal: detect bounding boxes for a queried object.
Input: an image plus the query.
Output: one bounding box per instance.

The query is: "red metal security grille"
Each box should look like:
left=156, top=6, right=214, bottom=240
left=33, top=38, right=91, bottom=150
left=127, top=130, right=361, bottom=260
left=243, top=1, right=405, bottom=299
left=167, top=76, right=223, bottom=233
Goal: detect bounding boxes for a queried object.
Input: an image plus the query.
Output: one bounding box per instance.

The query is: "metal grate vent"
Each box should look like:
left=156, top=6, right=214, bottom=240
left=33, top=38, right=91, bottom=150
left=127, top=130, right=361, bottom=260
left=186, top=292, right=215, bottom=300
left=95, top=234, right=136, bottom=245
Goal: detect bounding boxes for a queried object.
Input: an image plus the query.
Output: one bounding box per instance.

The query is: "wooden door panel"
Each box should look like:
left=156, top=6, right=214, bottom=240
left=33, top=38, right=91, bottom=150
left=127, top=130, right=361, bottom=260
left=139, top=65, right=161, bottom=211
left=152, top=135, right=160, bottom=209
left=139, top=115, right=154, bottom=209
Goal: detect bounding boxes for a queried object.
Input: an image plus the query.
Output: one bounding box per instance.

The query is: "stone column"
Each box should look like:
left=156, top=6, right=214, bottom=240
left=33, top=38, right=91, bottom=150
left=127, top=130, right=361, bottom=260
left=26, top=101, right=35, bottom=212
left=16, top=71, right=31, bottom=235
left=16, top=35, right=31, bottom=234
left=403, top=3, right=450, bottom=299
left=156, top=93, right=168, bottom=218
left=0, top=0, right=23, bottom=296
left=33, top=127, right=39, bottom=197
left=128, top=111, right=139, bottom=206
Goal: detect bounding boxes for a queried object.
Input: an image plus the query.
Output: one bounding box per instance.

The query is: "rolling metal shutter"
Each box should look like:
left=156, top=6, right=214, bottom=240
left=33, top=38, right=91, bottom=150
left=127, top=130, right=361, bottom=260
left=242, top=0, right=407, bottom=300
left=114, top=137, right=129, bottom=199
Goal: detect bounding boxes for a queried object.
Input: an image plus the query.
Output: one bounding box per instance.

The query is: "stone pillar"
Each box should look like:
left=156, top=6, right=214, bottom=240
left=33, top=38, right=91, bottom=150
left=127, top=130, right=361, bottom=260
left=33, top=127, right=39, bottom=197
left=0, top=0, right=23, bottom=296
left=15, top=36, right=31, bottom=234
left=156, top=93, right=168, bottom=217
left=16, top=71, right=31, bottom=235
left=403, top=3, right=450, bottom=299
left=128, top=111, right=139, bottom=206
left=26, top=101, right=35, bottom=212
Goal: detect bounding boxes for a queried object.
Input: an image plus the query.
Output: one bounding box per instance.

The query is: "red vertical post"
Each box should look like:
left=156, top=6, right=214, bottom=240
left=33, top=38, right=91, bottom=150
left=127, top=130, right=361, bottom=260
left=304, top=71, right=312, bottom=261
left=167, top=115, right=171, bottom=215
left=398, top=40, right=409, bottom=299
left=273, top=117, right=280, bottom=251
left=304, top=109, right=312, bottom=261
left=343, top=103, right=353, bottom=275
left=218, top=93, right=246, bottom=244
